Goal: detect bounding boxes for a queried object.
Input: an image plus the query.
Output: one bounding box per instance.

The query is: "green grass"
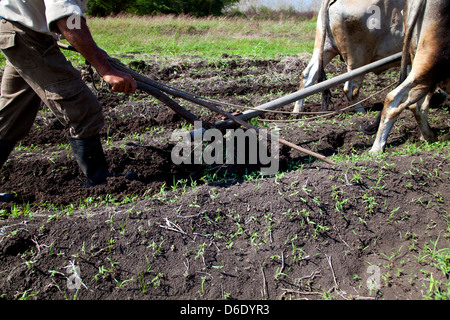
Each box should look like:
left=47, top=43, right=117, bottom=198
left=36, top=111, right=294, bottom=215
left=62, top=14, right=316, bottom=65
left=1, top=13, right=316, bottom=70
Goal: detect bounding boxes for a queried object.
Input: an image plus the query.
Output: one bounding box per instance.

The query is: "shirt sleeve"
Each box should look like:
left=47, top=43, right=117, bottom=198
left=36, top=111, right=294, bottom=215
left=44, top=0, right=86, bottom=32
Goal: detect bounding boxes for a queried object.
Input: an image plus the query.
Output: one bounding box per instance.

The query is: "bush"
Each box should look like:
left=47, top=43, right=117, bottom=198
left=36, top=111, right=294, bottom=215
left=87, top=0, right=240, bottom=17
left=87, top=0, right=131, bottom=16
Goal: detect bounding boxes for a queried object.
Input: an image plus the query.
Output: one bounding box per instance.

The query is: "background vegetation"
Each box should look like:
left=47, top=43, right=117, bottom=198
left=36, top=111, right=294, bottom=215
left=0, top=8, right=317, bottom=68
left=59, top=13, right=317, bottom=66
left=87, top=0, right=241, bottom=17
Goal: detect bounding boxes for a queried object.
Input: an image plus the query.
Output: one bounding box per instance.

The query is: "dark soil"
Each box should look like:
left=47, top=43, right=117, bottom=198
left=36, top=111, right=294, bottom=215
left=0, top=54, right=449, bottom=301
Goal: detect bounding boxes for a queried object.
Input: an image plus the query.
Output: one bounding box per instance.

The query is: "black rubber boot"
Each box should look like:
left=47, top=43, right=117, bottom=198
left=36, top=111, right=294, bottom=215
left=0, top=139, right=16, bottom=202
left=67, top=134, right=111, bottom=187
left=0, top=193, right=13, bottom=202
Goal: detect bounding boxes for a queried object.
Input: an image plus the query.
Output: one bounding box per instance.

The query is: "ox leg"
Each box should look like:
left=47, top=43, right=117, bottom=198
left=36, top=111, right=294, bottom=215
left=343, top=75, right=365, bottom=113
left=370, top=78, right=432, bottom=154
left=293, top=60, right=320, bottom=114
left=293, top=50, right=337, bottom=113
left=409, top=93, right=437, bottom=142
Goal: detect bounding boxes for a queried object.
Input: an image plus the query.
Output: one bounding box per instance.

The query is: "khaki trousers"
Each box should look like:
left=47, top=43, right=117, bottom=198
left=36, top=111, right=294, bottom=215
left=0, top=19, right=104, bottom=142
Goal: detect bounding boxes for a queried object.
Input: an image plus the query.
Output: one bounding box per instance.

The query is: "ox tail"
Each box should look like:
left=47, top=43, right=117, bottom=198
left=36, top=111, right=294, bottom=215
left=399, top=0, right=427, bottom=83
left=362, top=0, right=427, bottom=136
left=317, top=0, right=335, bottom=110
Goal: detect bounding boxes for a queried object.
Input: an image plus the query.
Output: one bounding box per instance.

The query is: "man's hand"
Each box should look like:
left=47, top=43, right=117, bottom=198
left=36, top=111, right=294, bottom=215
left=56, top=16, right=137, bottom=94
left=103, top=69, right=137, bottom=94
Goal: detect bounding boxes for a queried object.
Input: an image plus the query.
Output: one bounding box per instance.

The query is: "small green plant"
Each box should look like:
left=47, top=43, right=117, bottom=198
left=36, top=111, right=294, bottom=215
left=138, top=272, right=147, bottom=294
left=331, top=185, right=348, bottom=213
left=107, top=238, right=116, bottom=252
left=362, top=193, right=378, bottom=214
left=150, top=272, right=164, bottom=289
left=9, top=203, right=33, bottom=218
left=148, top=238, right=165, bottom=258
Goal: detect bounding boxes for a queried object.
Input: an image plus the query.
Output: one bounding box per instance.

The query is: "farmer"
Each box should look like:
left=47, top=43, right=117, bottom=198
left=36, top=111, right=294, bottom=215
left=0, top=0, right=137, bottom=202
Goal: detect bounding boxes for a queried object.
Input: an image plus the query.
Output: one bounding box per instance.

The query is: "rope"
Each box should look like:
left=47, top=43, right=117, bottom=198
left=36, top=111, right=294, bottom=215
left=256, top=81, right=397, bottom=122
left=59, top=41, right=396, bottom=120
left=100, top=54, right=397, bottom=119
left=117, top=60, right=396, bottom=118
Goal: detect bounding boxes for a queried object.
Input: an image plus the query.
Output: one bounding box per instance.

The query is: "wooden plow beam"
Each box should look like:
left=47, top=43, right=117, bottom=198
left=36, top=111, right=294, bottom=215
left=109, top=58, right=337, bottom=165
left=58, top=42, right=402, bottom=165
left=196, top=52, right=403, bottom=131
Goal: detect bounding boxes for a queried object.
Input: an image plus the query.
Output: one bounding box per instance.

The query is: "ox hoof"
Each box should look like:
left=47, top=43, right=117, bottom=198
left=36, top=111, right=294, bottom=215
left=354, top=105, right=366, bottom=113
left=369, top=147, right=383, bottom=155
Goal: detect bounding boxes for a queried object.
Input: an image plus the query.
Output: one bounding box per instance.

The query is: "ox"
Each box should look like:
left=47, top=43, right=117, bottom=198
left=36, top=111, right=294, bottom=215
left=293, top=0, right=405, bottom=113
left=370, top=0, right=450, bottom=153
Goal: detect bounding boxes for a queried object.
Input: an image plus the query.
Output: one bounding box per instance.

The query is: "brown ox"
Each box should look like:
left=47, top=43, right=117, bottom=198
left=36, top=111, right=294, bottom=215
left=370, top=0, right=450, bottom=153
left=293, top=0, right=405, bottom=113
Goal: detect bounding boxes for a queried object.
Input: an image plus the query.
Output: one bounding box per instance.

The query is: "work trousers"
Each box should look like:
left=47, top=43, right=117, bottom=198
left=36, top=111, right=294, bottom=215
left=0, top=19, right=104, bottom=143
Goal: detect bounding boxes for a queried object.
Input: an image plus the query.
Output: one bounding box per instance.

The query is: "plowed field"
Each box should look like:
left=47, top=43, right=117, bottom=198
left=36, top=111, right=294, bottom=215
left=1, top=53, right=449, bottom=301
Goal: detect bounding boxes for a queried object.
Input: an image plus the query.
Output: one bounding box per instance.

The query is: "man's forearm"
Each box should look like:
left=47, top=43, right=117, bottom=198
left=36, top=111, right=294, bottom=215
left=55, top=16, right=137, bottom=94
left=56, top=17, right=113, bottom=76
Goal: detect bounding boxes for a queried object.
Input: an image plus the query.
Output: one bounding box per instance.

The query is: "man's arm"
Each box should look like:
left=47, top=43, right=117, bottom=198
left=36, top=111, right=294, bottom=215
left=55, top=17, right=137, bottom=94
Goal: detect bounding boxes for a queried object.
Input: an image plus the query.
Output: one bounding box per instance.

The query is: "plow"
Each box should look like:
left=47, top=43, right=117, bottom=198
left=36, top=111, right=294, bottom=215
left=59, top=42, right=402, bottom=167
